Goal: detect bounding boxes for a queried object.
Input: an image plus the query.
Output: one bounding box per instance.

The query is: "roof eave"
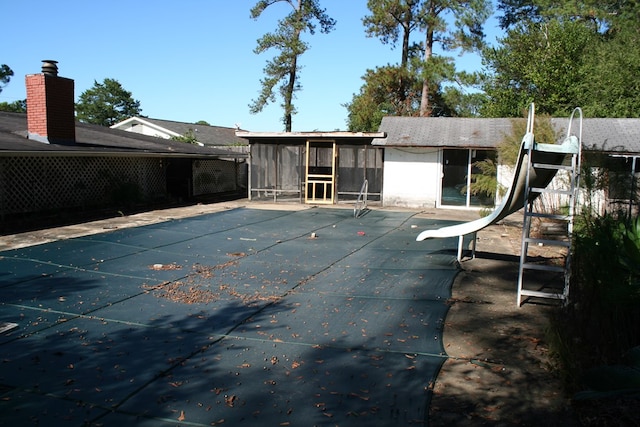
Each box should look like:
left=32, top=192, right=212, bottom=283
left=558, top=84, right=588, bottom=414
left=111, top=116, right=182, bottom=138
left=236, top=131, right=386, bottom=139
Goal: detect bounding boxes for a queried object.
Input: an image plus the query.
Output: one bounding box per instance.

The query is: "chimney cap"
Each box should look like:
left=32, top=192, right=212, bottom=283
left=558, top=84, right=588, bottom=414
left=41, top=60, right=59, bottom=76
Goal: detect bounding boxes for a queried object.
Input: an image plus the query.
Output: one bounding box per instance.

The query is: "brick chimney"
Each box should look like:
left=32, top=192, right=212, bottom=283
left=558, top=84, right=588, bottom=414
left=26, top=60, right=76, bottom=144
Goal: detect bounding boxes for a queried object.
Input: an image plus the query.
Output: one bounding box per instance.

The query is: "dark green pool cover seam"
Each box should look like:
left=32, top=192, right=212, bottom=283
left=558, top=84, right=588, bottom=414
left=1, top=208, right=301, bottom=270
left=4, top=206, right=369, bottom=283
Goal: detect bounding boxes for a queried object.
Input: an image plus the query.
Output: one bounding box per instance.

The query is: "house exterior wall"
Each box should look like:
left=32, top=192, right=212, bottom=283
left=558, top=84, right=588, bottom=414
left=382, top=147, right=440, bottom=208
left=384, top=147, right=502, bottom=210
left=117, top=122, right=175, bottom=139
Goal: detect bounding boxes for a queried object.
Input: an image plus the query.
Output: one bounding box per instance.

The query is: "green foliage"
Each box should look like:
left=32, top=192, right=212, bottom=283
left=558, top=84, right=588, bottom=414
left=469, top=156, right=501, bottom=200
left=573, top=214, right=638, bottom=306
left=363, top=0, right=416, bottom=68
left=577, top=25, right=640, bottom=118
left=344, top=62, right=468, bottom=131
left=574, top=345, right=640, bottom=400
left=171, top=129, right=199, bottom=144
left=619, top=216, right=640, bottom=289
left=345, top=65, right=421, bottom=132
left=487, top=1, right=640, bottom=118
left=361, top=0, right=492, bottom=118
left=0, top=64, right=13, bottom=93
left=441, top=86, right=487, bottom=118
left=548, top=212, right=640, bottom=393
left=76, top=78, right=142, bottom=126
left=0, top=99, right=26, bottom=113
left=466, top=112, right=559, bottom=213
left=497, top=113, right=559, bottom=167
left=498, top=0, right=640, bottom=33
left=250, top=0, right=335, bottom=131
left=482, top=19, right=595, bottom=117
left=195, top=120, right=210, bottom=126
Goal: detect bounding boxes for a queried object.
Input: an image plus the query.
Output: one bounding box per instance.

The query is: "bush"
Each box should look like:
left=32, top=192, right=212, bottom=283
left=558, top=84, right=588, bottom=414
left=549, top=213, right=640, bottom=393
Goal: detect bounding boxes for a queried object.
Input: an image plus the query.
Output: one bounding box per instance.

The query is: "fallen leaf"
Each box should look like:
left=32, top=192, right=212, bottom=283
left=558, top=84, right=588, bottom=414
left=225, top=395, right=236, bottom=407
left=178, top=410, right=186, bottom=421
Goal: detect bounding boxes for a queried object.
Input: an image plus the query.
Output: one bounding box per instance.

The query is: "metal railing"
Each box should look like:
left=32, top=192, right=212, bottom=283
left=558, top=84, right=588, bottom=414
left=354, top=179, right=368, bottom=218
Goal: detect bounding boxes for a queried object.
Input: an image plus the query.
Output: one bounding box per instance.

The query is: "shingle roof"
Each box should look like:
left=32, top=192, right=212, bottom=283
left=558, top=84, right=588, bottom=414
left=373, top=116, right=640, bottom=155
left=579, top=118, right=640, bottom=154
left=0, top=112, right=246, bottom=158
left=373, top=117, right=513, bottom=148
left=139, top=117, right=247, bottom=146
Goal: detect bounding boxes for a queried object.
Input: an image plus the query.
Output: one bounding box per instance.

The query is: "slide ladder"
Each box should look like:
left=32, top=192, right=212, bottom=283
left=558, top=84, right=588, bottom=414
left=517, top=107, right=583, bottom=306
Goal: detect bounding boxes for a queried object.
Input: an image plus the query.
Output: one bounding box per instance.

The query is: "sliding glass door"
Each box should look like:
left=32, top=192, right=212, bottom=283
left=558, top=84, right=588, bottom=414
left=440, top=149, right=495, bottom=208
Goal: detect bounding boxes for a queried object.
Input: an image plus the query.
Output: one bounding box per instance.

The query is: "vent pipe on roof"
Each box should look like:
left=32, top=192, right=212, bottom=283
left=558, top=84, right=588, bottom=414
left=41, top=60, right=59, bottom=76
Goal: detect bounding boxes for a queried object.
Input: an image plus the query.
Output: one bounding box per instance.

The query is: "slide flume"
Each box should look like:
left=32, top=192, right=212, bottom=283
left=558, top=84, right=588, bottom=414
left=416, top=132, right=580, bottom=242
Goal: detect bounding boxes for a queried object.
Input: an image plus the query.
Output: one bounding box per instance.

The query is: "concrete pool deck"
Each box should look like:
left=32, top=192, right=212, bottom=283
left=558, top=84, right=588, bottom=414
left=0, top=201, right=576, bottom=426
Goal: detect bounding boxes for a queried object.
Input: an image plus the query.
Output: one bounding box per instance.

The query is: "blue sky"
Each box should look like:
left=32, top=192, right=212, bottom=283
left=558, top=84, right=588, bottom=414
left=2, top=1, right=502, bottom=132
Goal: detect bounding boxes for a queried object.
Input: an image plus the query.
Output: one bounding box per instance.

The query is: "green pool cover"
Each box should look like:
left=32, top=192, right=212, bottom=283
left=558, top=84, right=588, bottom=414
left=0, top=207, right=469, bottom=426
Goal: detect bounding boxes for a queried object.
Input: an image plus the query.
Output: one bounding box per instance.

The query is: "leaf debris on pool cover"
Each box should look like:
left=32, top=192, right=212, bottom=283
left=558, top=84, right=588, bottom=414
left=143, top=255, right=282, bottom=306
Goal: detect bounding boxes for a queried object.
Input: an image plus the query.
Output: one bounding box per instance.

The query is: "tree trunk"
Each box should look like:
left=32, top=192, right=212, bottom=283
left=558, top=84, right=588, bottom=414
left=419, top=30, right=433, bottom=117
left=284, top=43, right=298, bottom=132
left=401, top=20, right=410, bottom=69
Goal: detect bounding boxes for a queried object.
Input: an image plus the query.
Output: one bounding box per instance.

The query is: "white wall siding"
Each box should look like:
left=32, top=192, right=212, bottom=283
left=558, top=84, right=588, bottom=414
left=382, top=147, right=440, bottom=208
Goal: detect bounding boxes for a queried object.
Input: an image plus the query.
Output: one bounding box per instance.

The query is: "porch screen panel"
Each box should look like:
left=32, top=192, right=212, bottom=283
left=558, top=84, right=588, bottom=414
left=337, top=146, right=383, bottom=201
left=277, top=145, right=302, bottom=199
left=250, top=143, right=276, bottom=200
left=365, top=146, right=383, bottom=199
left=250, top=143, right=302, bottom=201
left=337, top=146, right=359, bottom=200
left=605, top=155, right=640, bottom=216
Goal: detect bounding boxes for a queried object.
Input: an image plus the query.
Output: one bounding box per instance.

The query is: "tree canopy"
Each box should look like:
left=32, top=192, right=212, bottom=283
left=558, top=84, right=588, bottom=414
left=0, top=100, right=26, bottom=113
left=0, top=64, right=14, bottom=94
left=481, top=19, right=595, bottom=117
left=346, top=0, right=491, bottom=131
left=250, top=0, right=336, bottom=132
left=363, top=0, right=491, bottom=117
left=482, top=0, right=640, bottom=118
left=75, top=78, right=142, bottom=126
left=0, top=64, right=26, bottom=113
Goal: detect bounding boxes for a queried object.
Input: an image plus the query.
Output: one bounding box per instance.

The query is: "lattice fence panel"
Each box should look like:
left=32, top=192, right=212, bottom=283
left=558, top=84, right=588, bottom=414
left=193, top=159, right=243, bottom=196
left=0, top=156, right=165, bottom=216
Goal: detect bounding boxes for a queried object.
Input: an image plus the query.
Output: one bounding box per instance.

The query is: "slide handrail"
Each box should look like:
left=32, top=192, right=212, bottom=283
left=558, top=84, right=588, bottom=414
left=354, top=179, right=368, bottom=218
